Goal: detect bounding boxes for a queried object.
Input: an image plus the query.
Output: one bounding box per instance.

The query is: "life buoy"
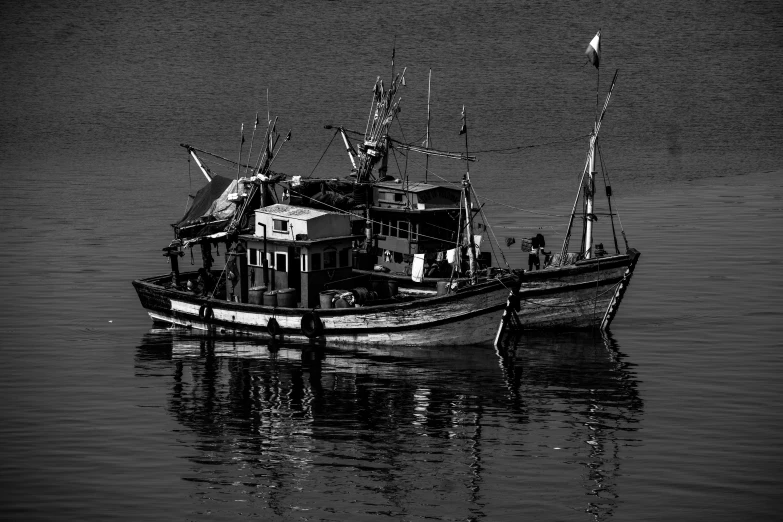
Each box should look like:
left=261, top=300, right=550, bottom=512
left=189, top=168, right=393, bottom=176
left=301, top=312, right=324, bottom=338
left=267, top=317, right=280, bottom=337
left=199, top=304, right=215, bottom=320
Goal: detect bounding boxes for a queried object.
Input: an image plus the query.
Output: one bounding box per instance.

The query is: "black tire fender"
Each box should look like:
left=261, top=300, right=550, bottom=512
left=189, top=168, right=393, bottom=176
left=301, top=312, right=324, bottom=338
left=267, top=317, right=280, bottom=337
left=199, top=304, right=214, bottom=320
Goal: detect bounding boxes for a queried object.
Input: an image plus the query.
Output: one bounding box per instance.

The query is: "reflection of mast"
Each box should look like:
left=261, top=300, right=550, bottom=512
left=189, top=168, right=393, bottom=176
left=493, top=331, right=642, bottom=520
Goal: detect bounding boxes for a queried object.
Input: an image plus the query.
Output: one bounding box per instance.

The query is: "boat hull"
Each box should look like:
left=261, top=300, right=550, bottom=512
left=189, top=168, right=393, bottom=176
left=133, top=249, right=639, bottom=347
left=133, top=274, right=518, bottom=347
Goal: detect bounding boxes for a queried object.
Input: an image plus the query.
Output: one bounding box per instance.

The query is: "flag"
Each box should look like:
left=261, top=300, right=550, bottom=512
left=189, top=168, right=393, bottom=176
left=254, top=113, right=259, bottom=127
left=459, top=105, right=466, bottom=135
left=285, top=130, right=292, bottom=141
left=585, top=30, right=601, bottom=68
left=241, top=123, right=245, bottom=143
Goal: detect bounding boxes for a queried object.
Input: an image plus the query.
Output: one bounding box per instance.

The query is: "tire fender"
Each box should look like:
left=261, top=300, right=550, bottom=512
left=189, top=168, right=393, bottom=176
left=267, top=317, right=280, bottom=337
left=300, top=312, right=324, bottom=338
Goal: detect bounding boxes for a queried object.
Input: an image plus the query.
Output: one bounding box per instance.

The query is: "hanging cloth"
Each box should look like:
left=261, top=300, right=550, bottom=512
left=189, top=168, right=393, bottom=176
left=411, top=254, right=425, bottom=283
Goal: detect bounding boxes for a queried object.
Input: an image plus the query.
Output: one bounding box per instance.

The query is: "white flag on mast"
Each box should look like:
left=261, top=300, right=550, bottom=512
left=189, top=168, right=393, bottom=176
left=586, top=30, right=601, bottom=68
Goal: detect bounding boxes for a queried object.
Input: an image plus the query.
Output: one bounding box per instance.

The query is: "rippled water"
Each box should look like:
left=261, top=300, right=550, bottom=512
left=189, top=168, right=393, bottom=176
left=2, top=0, right=782, bottom=520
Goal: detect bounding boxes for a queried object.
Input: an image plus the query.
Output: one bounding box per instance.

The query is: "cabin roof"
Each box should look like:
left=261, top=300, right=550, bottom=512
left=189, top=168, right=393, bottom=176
left=375, top=181, right=459, bottom=194
left=257, top=203, right=339, bottom=221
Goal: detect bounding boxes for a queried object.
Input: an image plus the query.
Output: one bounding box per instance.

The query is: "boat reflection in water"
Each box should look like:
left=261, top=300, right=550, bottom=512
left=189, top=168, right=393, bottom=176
left=136, top=329, right=643, bottom=520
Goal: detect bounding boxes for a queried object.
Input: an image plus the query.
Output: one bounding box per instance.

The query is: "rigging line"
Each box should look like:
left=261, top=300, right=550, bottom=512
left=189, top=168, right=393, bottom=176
left=187, top=146, right=255, bottom=169
left=597, top=143, right=628, bottom=251
left=494, top=224, right=564, bottom=230
left=397, top=149, right=567, bottom=217
left=388, top=148, right=409, bottom=207
left=472, top=134, right=592, bottom=154
left=307, top=130, right=339, bottom=179
left=395, top=115, right=410, bottom=196
left=471, top=185, right=510, bottom=269
left=389, top=133, right=589, bottom=154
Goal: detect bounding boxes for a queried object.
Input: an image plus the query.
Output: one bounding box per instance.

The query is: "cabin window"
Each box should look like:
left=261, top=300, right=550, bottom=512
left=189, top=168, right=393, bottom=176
left=275, top=252, right=287, bottom=272
left=339, top=248, right=349, bottom=267
left=411, top=223, right=418, bottom=241
left=398, top=221, right=409, bottom=239
left=393, top=251, right=403, bottom=263
left=381, top=219, right=390, bottom=236
left=394, top=193, right=403, bottom=203
left=373, top=220, right=380, bottom=235
left=248, top=248, right=258, bottom=266
left=311, top=253, right=321, bottom=271
left=273, top=219, right=288, bottom=233
left=324, top=249, right=337, bottom=269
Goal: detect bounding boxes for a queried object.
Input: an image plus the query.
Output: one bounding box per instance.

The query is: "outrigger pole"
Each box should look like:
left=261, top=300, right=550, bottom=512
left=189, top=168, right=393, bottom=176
left=236, top=123, right=244, bottom=180
left=182, top=144, right=213, bottom=182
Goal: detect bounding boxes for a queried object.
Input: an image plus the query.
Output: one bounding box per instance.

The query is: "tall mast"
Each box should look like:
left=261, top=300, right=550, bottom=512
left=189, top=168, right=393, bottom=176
left=583, top=29, right=602, bottom=259
left=460, top=105, right=477, bottom=280
left=424, top=69, right=431, bottom=183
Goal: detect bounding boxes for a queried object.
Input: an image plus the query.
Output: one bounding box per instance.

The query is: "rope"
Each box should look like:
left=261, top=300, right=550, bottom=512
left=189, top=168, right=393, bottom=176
left=471, top=185, right=509, bottom=269
left=307, top=130, right=338, bottom=178
left=471, top=133, right=590, bottom=154
left=393, top=149, right=568, bottom=217
left=597, top=144, right=629, bottom=251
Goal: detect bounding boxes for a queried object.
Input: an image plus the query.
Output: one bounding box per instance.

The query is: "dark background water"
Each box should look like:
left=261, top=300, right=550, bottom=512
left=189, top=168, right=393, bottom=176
left=1, top=1, right=782, bottom=520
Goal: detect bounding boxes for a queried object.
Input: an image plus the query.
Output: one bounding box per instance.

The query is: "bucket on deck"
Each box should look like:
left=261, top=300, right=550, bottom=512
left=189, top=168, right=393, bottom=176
left=319, top=290, right=337, bottom=309
left=277, top=288, right=297, bottom=308
left=263, top=290, right=278, bottom=307
left=387, top=280, right=398, bottom=296
left=248, top=286, right=267, bottom=305
left=371, top=280, right=390, bottom=298
left=436, top=280, right=449, bottom=296
left=352, top=287, right=370, bottom=305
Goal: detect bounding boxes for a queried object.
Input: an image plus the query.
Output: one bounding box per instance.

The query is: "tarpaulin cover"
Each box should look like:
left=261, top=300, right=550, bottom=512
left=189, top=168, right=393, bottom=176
left=176, top=175, right=234, bottom=227
left=174, top=175, right=244, bottom=240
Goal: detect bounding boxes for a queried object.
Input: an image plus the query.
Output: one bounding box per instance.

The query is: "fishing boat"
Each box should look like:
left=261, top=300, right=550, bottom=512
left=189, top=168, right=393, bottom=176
left=133, top=48, right=639, bottom=346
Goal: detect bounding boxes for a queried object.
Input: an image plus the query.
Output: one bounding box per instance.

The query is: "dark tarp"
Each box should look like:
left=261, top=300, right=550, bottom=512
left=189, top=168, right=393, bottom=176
left=177, top=175, right=234, bottom=227
left=174, top=175, right=234, bottom=240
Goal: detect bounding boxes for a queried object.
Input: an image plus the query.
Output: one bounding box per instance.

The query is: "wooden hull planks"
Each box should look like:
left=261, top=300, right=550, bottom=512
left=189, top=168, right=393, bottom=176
left=133, top=250, right=640, bottom=347
left=133, top=274, right=516, bottom=347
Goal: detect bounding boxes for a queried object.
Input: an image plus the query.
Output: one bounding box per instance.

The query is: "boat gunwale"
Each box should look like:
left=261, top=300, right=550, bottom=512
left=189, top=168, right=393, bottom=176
left=132, top=273, right=520, bottom=317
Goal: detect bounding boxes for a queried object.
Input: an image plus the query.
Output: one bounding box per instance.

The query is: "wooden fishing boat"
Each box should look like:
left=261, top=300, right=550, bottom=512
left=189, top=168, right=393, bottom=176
left=494, top=66, right=641, bottom=346
left=133, top=51, right=640, bottom=347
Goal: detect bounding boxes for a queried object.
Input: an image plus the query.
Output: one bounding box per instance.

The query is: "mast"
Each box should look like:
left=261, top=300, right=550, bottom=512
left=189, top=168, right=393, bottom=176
left=584, top=129, right=596, bottom=259
left=460, top=105, right=477, bottom=280
left=424, top=69, right=431, bottom=183
left=583, top=29, right=602, bottom=259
